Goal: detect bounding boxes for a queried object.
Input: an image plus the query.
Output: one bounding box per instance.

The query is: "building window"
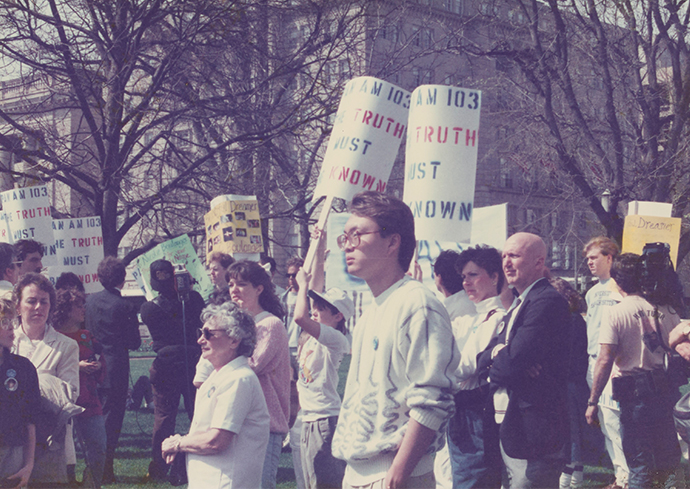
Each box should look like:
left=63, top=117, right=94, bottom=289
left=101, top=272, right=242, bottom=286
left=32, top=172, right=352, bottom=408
left=382, top=24, right=398, bottom=42
left=445, top=0, right=463, bottom=14
left=339, top=59, right=351, bottom=77
left=500, top=158, right=512, bottom=189
left=174, top=129, right=191, bottom=148
left=411, top=27, right=433, bottom=49
left=412, top=68, right=433, bottom=86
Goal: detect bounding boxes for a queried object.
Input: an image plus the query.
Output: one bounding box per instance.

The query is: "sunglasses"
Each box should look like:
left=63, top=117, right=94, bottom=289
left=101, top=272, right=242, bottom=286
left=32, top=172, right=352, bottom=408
left=196, top=328, right=227, bottom=340
left=286, top=273, right=297, bottom=279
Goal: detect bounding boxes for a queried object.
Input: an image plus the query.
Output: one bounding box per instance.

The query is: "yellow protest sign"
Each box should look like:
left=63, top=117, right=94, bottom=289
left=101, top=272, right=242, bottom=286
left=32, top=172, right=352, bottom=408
left=204, top=198, right=263, bottom=261
left=621, top=215, right=681, bottom=266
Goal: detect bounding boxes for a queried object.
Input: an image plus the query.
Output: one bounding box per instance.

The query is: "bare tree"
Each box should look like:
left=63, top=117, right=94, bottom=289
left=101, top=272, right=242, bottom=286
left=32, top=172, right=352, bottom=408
left=0, top=0, right=370, bottom=258
left=453, top=0, right=690, bottom=260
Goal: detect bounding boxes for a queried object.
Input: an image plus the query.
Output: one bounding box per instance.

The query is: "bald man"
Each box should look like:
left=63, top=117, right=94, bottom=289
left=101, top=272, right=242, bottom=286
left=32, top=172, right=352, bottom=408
left=477, top=233, right=571, bottom=488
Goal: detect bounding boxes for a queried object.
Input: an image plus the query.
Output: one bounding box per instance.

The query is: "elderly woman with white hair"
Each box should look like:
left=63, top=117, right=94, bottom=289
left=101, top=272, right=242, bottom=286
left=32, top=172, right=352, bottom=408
left=161, top=302, right=269, bottom=489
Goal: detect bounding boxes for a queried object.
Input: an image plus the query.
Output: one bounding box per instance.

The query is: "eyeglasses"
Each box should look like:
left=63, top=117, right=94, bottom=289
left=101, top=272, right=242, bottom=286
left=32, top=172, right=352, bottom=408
left=196, top=328, right=227, bottom=340
left=336, top=230, right=381, bottom=251
left=286, top=273, right=297, bottom=279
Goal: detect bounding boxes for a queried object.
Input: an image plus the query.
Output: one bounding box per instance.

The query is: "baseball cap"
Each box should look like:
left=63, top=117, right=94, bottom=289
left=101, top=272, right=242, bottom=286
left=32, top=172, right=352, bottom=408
left=307, top=288, right=354, bottom=321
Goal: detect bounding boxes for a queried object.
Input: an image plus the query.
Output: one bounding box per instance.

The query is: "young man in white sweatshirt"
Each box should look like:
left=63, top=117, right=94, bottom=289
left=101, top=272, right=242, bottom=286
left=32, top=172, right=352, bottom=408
left=331, top=191, right=458, bottom=489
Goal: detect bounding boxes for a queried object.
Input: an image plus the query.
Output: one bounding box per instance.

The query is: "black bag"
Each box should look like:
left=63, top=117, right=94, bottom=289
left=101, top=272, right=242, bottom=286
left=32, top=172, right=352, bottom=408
left=674, top=390, right=690, bottom=444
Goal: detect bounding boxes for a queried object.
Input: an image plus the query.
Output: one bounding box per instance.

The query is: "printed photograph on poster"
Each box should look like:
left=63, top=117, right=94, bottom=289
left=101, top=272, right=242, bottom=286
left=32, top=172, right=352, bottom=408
left=204, top=197, right=263, bottom=259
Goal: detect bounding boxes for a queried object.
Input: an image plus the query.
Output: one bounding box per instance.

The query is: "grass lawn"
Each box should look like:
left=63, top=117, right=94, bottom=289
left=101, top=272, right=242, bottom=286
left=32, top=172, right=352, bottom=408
left=71, top=353, right=650, bottom=489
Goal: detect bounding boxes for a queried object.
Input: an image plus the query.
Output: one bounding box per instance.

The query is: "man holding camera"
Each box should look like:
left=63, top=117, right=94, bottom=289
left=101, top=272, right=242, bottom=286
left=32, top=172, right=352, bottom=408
left=140, top=259, right=204, bottom=485
left=586, top=253, right=681, bottom=489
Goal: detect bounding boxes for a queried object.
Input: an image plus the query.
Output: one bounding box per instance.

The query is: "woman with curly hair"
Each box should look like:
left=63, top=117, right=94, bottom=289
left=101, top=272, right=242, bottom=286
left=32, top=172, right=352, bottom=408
left=53, top=287, right=107, bottom=488
left=163, top=302, right=269, bottom=489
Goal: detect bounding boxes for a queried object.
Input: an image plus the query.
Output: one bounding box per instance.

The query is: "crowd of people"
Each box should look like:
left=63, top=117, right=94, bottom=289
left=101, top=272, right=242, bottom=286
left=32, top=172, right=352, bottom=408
left=2, top=190, right=690, bottom=489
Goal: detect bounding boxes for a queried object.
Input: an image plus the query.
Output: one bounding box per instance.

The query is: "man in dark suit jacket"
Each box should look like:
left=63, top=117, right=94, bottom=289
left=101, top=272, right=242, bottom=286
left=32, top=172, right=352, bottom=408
left=477, top=232, right=570, bottom=488
left=86, top=257, right=141, bottom=483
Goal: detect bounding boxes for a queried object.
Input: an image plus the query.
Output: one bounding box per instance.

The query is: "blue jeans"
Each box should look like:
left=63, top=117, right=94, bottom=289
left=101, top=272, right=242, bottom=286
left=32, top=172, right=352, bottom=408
left=75, top=415, right=107, bottom=486
left=448, top=388, right=501, bottom=488
left=619, top=391, right=680, bottom=489
left=262, top=432, right=285, bottom=489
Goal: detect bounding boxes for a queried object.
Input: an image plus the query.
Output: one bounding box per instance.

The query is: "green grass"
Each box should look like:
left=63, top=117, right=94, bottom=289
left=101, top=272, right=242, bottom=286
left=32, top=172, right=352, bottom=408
left=74, top=353, right=672, bottom=488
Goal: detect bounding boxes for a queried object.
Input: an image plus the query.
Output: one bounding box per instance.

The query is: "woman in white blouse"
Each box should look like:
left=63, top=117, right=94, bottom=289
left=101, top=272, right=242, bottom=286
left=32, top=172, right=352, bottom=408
left=12, top=272, right=80, bottom=484
left=447, top=245, right=508, bottom=489
left=162, top=301, right=269, bottom=489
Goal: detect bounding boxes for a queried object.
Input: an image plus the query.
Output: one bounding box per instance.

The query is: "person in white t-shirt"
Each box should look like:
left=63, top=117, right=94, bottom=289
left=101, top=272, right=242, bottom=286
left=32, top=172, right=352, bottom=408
left=293, top=266, right=352, bottom=489
left=161, top=302, right=270, bottom=489
left=583, top=236, right=627, bottom=489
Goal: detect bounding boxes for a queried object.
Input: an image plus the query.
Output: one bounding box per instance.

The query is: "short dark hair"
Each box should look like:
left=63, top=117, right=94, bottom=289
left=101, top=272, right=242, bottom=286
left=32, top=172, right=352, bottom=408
left=14, top=239, right=43, bottom=262
left=55, top=272, right=85, bottom=293
left=0, top=243, right=14, bottom=275
left=208, top=252, right=235, bottom=269
left=433, top=250, right=463, bottom=294
left=97, top=256, right=126, bottom=289
left=349, top=191, right=416, bottom=271
left=259, top=255, right=277, bottom=274
left=310, top=295, right=347, bottom=334
left=53, top=288, right=87, bottom=330
left=455, top=245, right=504, bottom=293
left=15, top=272, right=56, bottom=317
left=610, top=253, right=642, bottom=295
left=286, top=257, right=304, bottom=270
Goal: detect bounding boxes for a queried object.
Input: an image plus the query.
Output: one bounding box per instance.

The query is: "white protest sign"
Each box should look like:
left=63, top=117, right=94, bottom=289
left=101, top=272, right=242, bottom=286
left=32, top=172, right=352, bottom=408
left=0, top=185, right=56, bottom=265
left=46, top=217, right=104, bottom=293
left=404, top=85, right=481, bottom=243
left=314, top=76, right=411, bottom=202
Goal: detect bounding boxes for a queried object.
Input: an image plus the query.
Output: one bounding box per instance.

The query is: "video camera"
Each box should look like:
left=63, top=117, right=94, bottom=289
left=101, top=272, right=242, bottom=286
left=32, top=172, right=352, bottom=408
left=173, top=264, right=194, bottom=301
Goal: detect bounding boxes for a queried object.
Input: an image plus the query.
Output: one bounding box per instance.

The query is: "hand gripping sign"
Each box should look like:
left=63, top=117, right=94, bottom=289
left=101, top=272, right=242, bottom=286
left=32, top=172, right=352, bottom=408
left=404, top=85, right=481, bottom=243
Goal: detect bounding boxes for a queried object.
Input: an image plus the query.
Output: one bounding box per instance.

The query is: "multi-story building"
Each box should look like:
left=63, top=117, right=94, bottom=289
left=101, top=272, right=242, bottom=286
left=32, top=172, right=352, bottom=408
left=0, top=0, right=620, bottom=286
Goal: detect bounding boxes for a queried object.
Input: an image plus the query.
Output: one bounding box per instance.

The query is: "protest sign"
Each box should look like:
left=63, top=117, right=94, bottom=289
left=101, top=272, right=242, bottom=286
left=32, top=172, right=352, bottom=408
left=46, top=217, right=104, bottom=293
left=404, top=85, right=481, bottom=243
left=0, top=185, right=56, bottom=265
left=628, top=201, right=672, bottom=218
left=135, top=234, right=214, bottom=301
left=622, top=215, right=681, bottom=267
left=313, top=76, right=411, bottom=202
left=204, top=196, right=263, bottom=260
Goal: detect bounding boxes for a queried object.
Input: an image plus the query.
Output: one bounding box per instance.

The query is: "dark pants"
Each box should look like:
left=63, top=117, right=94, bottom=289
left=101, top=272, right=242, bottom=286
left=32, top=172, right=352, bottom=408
left=99, top=352, right=130, bottom=477
left=566, top=379, right=590, bottom=464
left=619, top=391, right=680, bottom=489
left=148, top=361, right=196, bottom=480
left=448, top=386, right=502, bottom=488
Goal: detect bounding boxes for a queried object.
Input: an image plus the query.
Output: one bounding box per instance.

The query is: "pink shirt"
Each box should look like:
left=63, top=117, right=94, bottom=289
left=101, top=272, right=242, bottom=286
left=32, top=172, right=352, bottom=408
left=249, top=311, right=291, bottom=434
